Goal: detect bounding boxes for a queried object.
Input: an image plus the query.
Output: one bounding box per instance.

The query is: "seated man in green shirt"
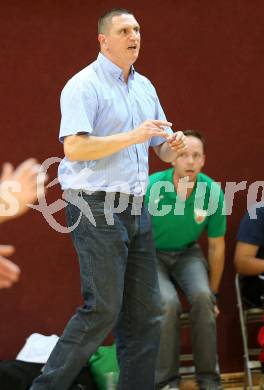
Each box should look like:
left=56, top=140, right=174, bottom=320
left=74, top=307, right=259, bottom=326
left=145, top=130, right=226, bottom=390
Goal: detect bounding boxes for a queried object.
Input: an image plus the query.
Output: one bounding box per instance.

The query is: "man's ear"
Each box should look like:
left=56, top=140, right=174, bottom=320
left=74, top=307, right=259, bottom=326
left=201, top=154, right=206, bottom=168
left=98, top=34, right=108, bottom=49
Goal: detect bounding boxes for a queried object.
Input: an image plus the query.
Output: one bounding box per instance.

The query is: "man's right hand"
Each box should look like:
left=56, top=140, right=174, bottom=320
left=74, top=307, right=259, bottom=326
left=130, top=120, right=172, bottom=144
left=0, top=245, right=20, bottom=289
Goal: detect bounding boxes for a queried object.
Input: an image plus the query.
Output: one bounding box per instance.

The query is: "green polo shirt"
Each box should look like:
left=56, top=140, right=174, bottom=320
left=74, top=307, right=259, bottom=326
left=145, top=169, right=226, bottom=251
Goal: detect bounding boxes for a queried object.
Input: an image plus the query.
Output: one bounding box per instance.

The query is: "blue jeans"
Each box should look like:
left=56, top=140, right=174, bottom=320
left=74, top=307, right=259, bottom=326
left=155, top=244, right=221, bottom=389
left=30, top=191, right=162, bottom=390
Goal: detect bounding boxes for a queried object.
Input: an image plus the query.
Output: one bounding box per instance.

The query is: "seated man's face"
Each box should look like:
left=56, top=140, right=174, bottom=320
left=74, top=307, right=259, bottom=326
left=172, top=136, right=205, bottom=182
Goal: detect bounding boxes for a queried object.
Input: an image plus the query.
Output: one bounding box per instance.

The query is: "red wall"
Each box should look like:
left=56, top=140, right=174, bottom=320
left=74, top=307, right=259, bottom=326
left=1, top=0, right=264, bottom=373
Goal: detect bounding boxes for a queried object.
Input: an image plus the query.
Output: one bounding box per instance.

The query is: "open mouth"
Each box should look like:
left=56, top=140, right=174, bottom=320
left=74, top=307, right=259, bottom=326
left=127, top=45, right=137, bottom=50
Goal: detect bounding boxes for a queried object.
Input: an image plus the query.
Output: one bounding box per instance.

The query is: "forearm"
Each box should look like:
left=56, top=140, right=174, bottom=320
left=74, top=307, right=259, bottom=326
left=235, top=255, right=264, bottom=275
left=64, top=120, right=173, bottom=161
left=208, top=244, right=225, bottom=293
left=64, top=132, right=136, bottom=161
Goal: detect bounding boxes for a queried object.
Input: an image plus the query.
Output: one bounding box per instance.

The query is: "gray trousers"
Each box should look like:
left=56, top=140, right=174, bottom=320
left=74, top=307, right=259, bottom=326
left=155, top=244, right=221, bottom=388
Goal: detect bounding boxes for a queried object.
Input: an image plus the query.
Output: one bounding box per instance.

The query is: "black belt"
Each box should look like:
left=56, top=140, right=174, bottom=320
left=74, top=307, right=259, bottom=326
left=82, top=191, right=145, bottom=204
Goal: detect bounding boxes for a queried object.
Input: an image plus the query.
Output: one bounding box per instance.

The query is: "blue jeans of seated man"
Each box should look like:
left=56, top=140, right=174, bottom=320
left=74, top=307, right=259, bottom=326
left=155, top=244, right=220, bottom=389
left=30, top=191, right=162, bottom=390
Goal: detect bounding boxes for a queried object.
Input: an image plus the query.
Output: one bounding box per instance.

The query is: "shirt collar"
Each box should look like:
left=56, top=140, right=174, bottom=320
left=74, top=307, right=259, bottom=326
left=97, top=52, right=135, bottom=81
left=180, top=173, right=205, bottom=204
left=167, top=169, right=205, bottom=204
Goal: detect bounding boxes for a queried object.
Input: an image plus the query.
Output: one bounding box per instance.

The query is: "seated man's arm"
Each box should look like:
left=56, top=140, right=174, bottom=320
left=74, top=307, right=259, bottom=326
left=208, top=236, right=225, bottom=294
left=234, top=242, right=264, bottom=275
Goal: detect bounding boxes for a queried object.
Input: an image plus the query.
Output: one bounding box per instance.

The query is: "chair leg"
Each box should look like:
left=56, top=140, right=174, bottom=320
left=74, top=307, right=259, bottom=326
left=235, top=274, right=254, bottom=390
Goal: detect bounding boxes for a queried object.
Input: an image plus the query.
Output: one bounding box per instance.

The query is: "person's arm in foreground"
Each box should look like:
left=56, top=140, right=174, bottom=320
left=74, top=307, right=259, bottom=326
left=0, top=245, right=20, bottom=288
left=0, top=158, right=47, bottom=289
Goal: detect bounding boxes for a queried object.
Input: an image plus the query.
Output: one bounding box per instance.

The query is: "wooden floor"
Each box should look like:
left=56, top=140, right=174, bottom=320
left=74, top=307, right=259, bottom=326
left=179, top=372, right=261, bottom=389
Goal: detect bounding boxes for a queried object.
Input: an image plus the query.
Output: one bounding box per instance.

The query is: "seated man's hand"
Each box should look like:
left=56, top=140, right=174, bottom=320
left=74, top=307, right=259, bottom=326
left=0, top=245, right=20, bottom=289
left=0, top=158, right=47, bottom=221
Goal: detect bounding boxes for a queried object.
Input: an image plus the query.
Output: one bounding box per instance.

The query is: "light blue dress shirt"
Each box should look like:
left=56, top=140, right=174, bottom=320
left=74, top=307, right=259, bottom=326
left=58, top=53, right=172, bottom=195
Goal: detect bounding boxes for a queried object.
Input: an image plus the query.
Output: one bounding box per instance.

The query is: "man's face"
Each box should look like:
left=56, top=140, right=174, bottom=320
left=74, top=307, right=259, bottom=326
left=99, top=14, right=141, bottom=68
left=172, top=136, right=205, bottom=182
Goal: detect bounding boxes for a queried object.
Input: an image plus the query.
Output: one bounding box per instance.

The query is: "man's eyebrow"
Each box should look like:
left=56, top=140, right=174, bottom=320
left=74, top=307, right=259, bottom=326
left=117, top=23, right=140, bottom=31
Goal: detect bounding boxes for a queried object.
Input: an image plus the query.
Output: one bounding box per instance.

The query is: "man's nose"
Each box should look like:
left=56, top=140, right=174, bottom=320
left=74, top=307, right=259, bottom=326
left=129, top=30, right=138, bottom=39
left=186, top=155, right=194, bottom=162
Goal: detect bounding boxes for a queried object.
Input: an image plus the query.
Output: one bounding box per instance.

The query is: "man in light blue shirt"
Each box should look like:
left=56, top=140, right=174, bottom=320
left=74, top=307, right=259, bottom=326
left=31, top=8, right=186, bottom=390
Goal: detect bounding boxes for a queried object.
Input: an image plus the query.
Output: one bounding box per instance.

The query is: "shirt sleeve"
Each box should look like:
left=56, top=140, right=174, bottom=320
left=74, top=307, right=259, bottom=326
left=148, top=83, right=173, bottom=147
left=207, top=188, right=227, bottom=238
left=59, top=78, right=98, bottom=142
left=237, top=206, right=264, bottom=245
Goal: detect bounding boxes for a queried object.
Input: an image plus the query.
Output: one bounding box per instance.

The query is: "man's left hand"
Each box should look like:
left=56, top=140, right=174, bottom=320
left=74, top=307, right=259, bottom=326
left=167, top=131, right=187, bottom=151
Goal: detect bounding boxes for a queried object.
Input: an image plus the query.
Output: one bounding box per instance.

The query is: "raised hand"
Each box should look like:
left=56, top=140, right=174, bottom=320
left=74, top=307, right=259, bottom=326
left=0, top=158, right=47, bottom=221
